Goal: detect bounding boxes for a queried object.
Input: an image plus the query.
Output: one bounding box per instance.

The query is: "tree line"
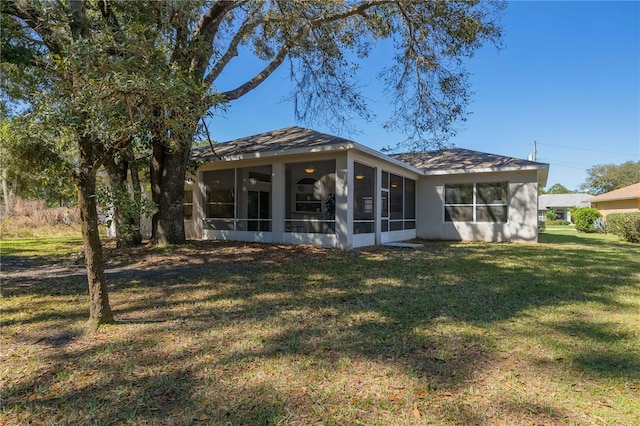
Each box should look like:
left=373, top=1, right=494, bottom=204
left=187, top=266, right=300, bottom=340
left=540, top=161, right=640, bottom=195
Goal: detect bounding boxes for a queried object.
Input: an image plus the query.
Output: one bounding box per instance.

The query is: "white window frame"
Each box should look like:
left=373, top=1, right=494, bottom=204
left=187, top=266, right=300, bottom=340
left=444, top=182, right=509, bottom=223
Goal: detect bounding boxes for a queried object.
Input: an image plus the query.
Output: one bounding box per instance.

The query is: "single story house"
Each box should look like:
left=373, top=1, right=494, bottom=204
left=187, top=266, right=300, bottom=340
left=538, top=193, right=592, bottom=222
left=590, top=182, right=640, bottom=217
left=184, top=127, right=549, bottom=249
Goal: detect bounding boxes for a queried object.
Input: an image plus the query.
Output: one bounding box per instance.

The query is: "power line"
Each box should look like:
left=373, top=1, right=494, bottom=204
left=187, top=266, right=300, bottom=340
left=538, top=158, right=596, bottom=168
left=543, top=162, right=588, bottom=171
left=536, top=142, right=637, bottom=157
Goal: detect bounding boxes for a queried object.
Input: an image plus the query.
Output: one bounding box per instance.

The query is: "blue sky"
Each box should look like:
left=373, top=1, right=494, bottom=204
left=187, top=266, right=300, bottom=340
left=209, top=1, right=640, bottom=192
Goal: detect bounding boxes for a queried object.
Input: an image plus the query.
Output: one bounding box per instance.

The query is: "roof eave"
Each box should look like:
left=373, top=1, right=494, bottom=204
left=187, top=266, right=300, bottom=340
left=420, top=163, right=549, bottom=187
left=199, top=141, right=426, bottom=175
left=349, top=142, right=425, bottom=175
left=591, top=195, right=639, bottom=202
left=209, top=142, right=354, bottom=162
left=538, top=166, right=549, bottom=188
left=421, top=164, right=549, bottom=176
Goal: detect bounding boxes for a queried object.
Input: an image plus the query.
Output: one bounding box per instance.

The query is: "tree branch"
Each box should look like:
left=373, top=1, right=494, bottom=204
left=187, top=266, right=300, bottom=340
left=208, top=0, right=393, bottom=100
left=306, top=0, right=390, bottom=26
left=3, top=0, right=63, bottom=54
left=98, top=0, right=118, bottom=27
left=220, top=41, right=291, bottom=101
left=188, top=1, right=238, bottom=76
left=68, top=0, right=89, bottom=40
left=203, top=16, right=259, bottom=86
left=169, top=8, right=189, bottom=64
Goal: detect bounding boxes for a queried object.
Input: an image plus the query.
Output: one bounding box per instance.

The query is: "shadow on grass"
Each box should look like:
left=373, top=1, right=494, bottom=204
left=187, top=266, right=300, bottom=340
left=2, top=236, right=639, bottom=424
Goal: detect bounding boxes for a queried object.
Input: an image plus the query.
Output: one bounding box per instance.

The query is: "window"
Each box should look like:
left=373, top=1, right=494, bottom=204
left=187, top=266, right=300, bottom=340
left=183, top=188, right=193, bottom=220
left=354, top=162, right=375, bottom=234
left=476, top=182, right=508, bottom=222
left=383, top=172, right=415, bottom=231
left=381, top=172, right=389, bottom=232
left=404, top=178, right=416, bottom=229
left=294, top=177, right=323, bottom=213
left=203, top=169, right=235, bottom=219
left=444, top=184, right=473, bottom=221
left=203, top=169, right=235, bottom=230
left=241, top=166, right=272, bottom=231
left=285, top=160, right=336, bottom=234
left=202, top=166, right=273, bottom=231
left=444, top=182, right=508, bottom=223
left=389, top=174, right=404, bottom=220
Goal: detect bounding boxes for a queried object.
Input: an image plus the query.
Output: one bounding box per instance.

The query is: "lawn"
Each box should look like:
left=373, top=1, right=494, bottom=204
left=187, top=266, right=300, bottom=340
left=1, top=232, right=639, bottom=425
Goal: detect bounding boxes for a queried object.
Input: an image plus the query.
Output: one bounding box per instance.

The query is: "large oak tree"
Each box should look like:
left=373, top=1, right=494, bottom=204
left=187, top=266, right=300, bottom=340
left=2, top=0, right=202, bottom=329
left=138, top=0, right=504, bottom=244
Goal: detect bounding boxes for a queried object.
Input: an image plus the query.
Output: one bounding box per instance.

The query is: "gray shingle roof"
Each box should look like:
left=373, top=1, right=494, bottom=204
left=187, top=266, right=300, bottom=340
left=590, top=182, right=640, bottom=202
left=191, top=127, right=548, bottom=183
left=192, top=126, right=354, bottom=160
left=390, top=149, right=548, bottom=172
left=538, top=194, right=592, bottom=210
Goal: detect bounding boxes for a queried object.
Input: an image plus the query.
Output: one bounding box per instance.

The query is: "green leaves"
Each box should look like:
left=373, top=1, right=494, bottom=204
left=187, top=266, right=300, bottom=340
left=581, top=162, right=640, bottom=195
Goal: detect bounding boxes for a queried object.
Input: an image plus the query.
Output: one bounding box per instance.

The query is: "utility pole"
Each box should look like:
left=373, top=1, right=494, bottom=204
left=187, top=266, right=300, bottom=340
left=528, top=140, right=538, bottom=161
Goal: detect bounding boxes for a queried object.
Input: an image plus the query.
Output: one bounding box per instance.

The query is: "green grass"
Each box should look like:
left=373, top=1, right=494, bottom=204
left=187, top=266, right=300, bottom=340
left=1, top=233, right=639, bottom=425
left=0, top=235, right=83, bottom=258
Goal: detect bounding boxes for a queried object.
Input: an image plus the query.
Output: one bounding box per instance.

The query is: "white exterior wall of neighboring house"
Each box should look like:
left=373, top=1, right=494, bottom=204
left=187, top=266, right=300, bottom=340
left=537, top=193, right=592, bottom=223
left=416, top=169, right=540, bottom=243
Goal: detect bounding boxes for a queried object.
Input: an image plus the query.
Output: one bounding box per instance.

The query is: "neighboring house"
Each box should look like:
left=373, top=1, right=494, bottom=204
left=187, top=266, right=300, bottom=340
left=184, top=126, right=549, bottom=249
left=590, top=183, right=640, bottom=217
left=538, top=193, right=592, bottom=223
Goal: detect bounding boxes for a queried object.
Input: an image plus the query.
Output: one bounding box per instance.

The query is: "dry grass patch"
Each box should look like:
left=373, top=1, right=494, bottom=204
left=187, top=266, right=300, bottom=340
left=1, top=234, right=639, bottom=425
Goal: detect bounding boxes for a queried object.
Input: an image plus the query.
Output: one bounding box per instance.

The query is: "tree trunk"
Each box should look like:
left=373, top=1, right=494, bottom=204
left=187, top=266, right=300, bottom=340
left=103, top=157, right=127, bottom=243
left=150, top=134, right=193, bottom=245
left=78, top=136, right=114, bottom=332
left=127, top=149, right=143, bottom=246
left=1, top=168, right=11, bottom=216
left=103, top=151, right=143, bottom=248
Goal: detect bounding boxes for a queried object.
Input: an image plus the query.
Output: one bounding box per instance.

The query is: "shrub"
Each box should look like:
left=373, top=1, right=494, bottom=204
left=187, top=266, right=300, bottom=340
left=591, top=217, right=607, bottom=234
left=607, top=212, right=640, bottom=243
left=572, top=207, right=602, bottom=233
left=607, top=214, right=622, bottom=236
left=545, top=220, right=571, bottom=226
left=0, top=197, right=81, bottom=238
left=544, top=209, right=557, bottom=221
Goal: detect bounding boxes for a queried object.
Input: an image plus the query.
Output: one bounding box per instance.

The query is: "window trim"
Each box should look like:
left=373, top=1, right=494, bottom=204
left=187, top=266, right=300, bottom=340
left=183, top=187, right=194, bottom=221
left=382, top=171, right=416, bottom=232
left=202, top=166, right=273, bottom=231
left=443, top=182, right=509, bottom=223
left=353, top=161, right=376, bottom=235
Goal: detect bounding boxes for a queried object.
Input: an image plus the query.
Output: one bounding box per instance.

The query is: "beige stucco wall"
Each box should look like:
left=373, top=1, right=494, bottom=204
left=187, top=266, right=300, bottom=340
left=592, top=199, right=640, bottom=217
left=416, top=169, right=540, bottom=243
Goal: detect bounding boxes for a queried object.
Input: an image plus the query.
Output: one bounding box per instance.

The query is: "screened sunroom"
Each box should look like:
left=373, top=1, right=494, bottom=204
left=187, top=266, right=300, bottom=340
left=186, top=133, right=421, bottom=249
